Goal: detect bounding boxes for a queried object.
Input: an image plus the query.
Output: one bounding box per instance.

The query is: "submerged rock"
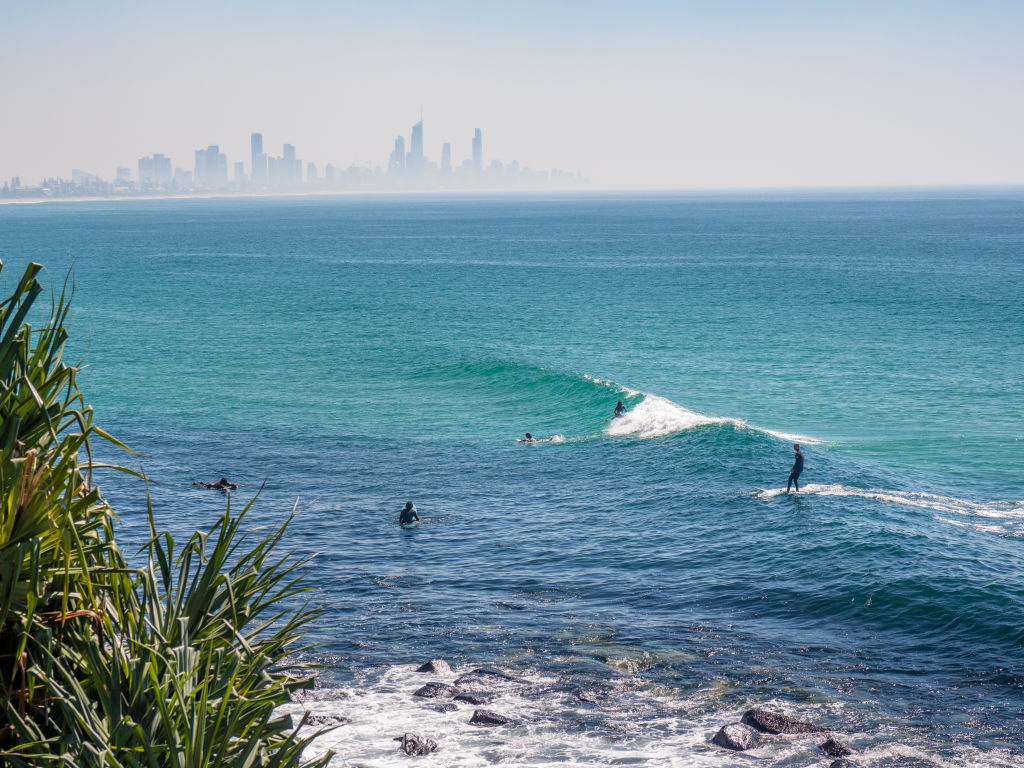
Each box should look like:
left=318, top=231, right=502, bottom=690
left=711, top=722, right=761, bottom=751
left=397, top=733, right=437, bottom=756
left=454, top=691, right=495, bottom=705
left=821, top=736, right=853, bottom=757
left=413, top=682, right=458, bottom=699
left=741, top=708, right=828, bottom=734
left=416, top=659, right=452, bottom=675
left=575, top=689, right=604, bottom=703
left=470, top=667, right=518, bottom=681
left=829, top=759, right=861, bottom=768
left=469, top=709, right=515, bottom=726
left=435, top=702, right=458, bottom=713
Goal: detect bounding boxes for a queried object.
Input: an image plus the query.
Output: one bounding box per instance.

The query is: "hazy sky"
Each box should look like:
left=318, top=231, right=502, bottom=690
left=3, top=1, right=1023, bottom=189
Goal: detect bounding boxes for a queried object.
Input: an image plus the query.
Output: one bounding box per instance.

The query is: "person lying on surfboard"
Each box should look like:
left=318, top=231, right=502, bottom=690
left=519, top=433, right=550, bottom=443
left=399, top=501, right=420, bottom=525
left=193, top=477, right=239, bottom=490
left=614, top=401, right=626, bottom=417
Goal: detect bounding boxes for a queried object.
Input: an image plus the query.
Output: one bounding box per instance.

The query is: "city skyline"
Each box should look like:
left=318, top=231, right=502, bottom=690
left=1, top=117, right=585, bottom=199
left=2, top=2, right=1023, bottom=189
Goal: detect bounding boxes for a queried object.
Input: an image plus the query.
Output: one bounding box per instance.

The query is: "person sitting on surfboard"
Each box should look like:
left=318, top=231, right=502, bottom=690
left=399, top=501, right=420, bottom=525
left=614, top=401, right=626, bottom=417
left=786, top=444, right=804, bottom=493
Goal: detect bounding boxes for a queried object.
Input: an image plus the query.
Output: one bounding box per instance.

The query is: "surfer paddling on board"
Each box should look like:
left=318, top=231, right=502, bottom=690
left=193, top=477, right=239, bottom=490
left=614, top=401, right=626, bottom=418
left=399, top=501, right=420, bottom=525
left=787, top=443, right=804, bottom=493
left=518, top=433, right=550, bottom=443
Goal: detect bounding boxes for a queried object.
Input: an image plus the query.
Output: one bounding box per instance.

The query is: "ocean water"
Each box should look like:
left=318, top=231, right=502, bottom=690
left=1, top=191, right=1022, bottom=767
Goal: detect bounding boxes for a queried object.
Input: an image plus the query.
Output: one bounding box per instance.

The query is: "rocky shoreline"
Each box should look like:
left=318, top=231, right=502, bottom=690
left=293, top=658, right=864, bottom=765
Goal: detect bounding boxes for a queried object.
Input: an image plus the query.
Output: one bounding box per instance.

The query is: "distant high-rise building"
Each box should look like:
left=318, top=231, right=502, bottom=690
left=251, top=133, right=267, bottom=186
left=408, top=120, right=424, bottom=177
left=198, top=145, right=228, bottom=189
left=115, top=167, right=131, bottom=185
left=306, top=162, right=317, bottom=184
left=441, top=143, right=452, bottom=173
left=234, top=161, right=245, bottom=186
left=472, top=128, right=483, bottom=174
left=138, top=156, right=155, bottom=189
left=153, top=154, right=172, bottom=188
left=173, top=168, right=192, bottom=190
left=194, top=150, right=207, bottom=188
left=389, top=136, right=406, bottom=175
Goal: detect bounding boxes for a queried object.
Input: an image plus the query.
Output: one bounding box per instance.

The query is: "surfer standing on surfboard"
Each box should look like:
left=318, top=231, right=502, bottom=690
left=787, top=444, right=804, bottom=493
left=614, top=401, right=626, bottom=418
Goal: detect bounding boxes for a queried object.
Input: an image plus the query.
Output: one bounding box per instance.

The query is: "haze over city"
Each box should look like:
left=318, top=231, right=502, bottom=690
left=3, top=1, right=1023, bottom=190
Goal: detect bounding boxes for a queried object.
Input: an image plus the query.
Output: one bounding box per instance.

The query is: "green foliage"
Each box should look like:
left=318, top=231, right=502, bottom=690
left=0, top=262, right=332, bottom=767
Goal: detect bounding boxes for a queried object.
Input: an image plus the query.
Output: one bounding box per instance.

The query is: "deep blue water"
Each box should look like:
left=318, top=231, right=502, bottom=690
left=1, top=192, right=1022, bottom=766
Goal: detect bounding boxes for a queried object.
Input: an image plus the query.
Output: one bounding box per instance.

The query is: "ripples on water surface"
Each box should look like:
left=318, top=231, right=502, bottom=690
left=1, top=192, right=1022, bottom=766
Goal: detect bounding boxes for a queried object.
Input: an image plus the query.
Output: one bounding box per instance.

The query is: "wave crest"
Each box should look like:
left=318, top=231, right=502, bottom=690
left=606, top=392, right=825, bottom=444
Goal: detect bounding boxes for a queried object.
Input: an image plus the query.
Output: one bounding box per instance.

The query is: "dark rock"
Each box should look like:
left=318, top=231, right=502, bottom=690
left=454, top=691, right=495, bottom=705
left=305, top=714, right=350, bottom=728
left=397, top=733, right=437, bottom=756
left=821, top=737, right=853, bottom=757
left=413, top=682, right=458, bottom=699
left=454, top=674, right=489, bottom=690
left=829, top=760, right=861, bottom=768
left=469, top=709, right=515, bottom=726
left=471, top=667, right=517, bottom=681
left=416, top=659, right=452, bottom=675
left=575, top=689, right=603, bottom=703
left=711, top=722, right=761, bottom=751
left=741, top=708, right=828, bottom=734
left=435, top=702, right=458, bottom=713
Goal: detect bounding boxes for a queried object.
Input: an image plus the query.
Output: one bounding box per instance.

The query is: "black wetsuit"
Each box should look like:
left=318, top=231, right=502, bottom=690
left=787, top=450, right=804, bottom=492
left=399, top=507, right=420, bottom=525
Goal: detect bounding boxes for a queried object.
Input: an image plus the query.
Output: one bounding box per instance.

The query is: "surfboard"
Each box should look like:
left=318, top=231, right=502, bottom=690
left=401, top=520, right=419, bottom=529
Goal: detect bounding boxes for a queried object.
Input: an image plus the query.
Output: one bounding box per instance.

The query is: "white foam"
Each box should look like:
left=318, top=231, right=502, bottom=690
left=279, top=665, right=823, bottom=767
left=279, top=666, right=1015, bottom=767
left=605, top=393, right=825, bottom=444
left=583, top=374, right=640, bottom=398
left=607, top=395, right=723, bottom=439
left=756, top=483, right=1024, bottom=535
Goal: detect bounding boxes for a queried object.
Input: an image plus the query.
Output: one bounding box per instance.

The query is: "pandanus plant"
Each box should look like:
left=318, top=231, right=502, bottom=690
left=0, top=262, right=332, bottom=767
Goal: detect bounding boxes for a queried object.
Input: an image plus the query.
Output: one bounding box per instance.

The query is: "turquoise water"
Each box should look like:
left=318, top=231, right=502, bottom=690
left=2, top=192, right=1022, bottom=766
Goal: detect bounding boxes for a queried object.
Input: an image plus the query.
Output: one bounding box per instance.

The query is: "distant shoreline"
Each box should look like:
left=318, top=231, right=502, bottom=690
left=1, top=184, right=1022, bottom=207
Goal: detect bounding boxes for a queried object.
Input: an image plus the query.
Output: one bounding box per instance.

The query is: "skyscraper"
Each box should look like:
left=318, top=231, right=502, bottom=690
left=441, top=143, right=452, bottom=173
left=408, top=120, right=424, bottom=178
left=389, top=136, right=406, bottom=176
left=153, top=154, right=172, bottom=187
left=194, top=149, right=207, bottom=188
left=202, top=145, right=229, bottom=189
left=251, top=133, right=267, bottom=186
left=138, top=156, right=155, bottom=188
left=472, top=128, right=483, bottom=174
